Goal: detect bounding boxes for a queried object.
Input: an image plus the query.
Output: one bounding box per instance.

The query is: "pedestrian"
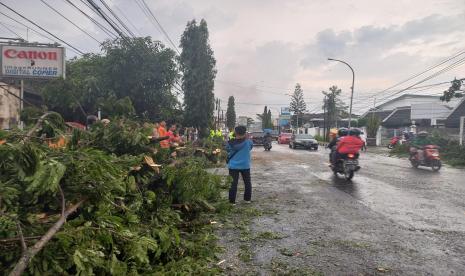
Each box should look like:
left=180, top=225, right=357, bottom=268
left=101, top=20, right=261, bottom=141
left=158, top=121, right=170, bottom=149
left=226, top=125, right=254, bottom=205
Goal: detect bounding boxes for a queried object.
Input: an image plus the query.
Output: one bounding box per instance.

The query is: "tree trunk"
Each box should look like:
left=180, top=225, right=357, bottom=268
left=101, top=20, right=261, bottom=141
left=9, top=199, right=85, bottom=276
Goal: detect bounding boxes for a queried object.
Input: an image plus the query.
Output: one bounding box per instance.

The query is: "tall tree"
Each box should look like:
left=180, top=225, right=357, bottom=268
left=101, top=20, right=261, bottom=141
left=322, top=85, right=348, bottom=129
left=290, top=83, right=307, bottom=115
left=290, top=83, right=307, bottom=127
left=267, top=109, right=273, bottom=129
left=180, top=19, right=217, bottom=136
left=257, top=106, right=271, bottom=129
left=226, top=96, right=236, bottom=130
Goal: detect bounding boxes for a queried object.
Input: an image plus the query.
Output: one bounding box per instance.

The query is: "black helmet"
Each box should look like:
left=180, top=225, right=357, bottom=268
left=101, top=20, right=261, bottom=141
left=349, top=128, right=361, bottom=136
left=338, top=128, right=348, bottom=137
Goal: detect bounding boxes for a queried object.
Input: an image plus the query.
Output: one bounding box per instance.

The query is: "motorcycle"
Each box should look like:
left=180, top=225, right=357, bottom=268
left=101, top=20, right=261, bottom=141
left=387, top=136, right=401, bottom=149
left=263, top=141, right=272, bottom=151
left=332, top=152, right=360, bottom=180
left=409, top=145, right=441, bottom=171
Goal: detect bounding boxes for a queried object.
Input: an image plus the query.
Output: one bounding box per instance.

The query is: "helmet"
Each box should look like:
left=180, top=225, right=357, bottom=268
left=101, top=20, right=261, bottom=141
left=338, top=128, right=348, bottom=137
left=417, top=131, right=428, bottom=137
left=349, top=128, right=361, bottom=136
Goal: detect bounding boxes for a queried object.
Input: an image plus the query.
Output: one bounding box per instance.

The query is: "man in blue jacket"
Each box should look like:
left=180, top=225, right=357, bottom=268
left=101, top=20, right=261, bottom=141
left=226, top=125, right=254, bottom=204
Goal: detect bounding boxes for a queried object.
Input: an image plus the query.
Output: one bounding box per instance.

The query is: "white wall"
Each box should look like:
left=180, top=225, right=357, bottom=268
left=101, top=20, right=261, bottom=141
left=378, top=95, right=459, bottom=111
left=0, top=83, right=20, bottom=129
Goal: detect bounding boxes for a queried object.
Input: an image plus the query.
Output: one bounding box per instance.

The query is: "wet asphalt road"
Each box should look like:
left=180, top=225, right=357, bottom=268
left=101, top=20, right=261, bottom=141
left=217, top=143, right=465, bottom=275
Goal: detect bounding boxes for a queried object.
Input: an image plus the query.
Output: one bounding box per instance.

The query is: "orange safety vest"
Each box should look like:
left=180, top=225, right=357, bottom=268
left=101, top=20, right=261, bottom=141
left=158, top=126, right=169, bottom=148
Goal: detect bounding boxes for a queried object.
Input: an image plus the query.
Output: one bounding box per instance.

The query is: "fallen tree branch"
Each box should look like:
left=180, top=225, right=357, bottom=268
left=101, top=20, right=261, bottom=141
left=8, top=198, right=86, bottom=276
left=23, top=112, right=53, bottom=143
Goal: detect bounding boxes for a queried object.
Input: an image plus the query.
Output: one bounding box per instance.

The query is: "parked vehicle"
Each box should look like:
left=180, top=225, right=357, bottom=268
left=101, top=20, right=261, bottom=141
left=409, top=145, right=441, bottom=171
left=249, top=131, right=265, bottom=145
left=289, top=134, right=318, bottom=150
left=331, top=153, right=360, bottom=180
left=387, top=136, right=401, bottom=149
left=278, top=133, right=292, bottom=144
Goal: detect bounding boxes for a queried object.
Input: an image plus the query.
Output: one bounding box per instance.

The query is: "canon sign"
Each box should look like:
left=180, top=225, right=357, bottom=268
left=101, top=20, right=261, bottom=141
left=0, top=45, right=65, bottom=79
left=4, top=49, right=58, bottom=60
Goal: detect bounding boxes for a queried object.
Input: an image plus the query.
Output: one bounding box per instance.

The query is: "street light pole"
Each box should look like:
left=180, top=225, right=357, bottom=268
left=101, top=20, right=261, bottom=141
left=328, top=58, right=355, bottom=128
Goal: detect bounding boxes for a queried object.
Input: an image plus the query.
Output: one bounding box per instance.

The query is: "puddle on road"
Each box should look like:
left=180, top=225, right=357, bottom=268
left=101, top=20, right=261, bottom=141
left=334, top=175, right=465, bottom=232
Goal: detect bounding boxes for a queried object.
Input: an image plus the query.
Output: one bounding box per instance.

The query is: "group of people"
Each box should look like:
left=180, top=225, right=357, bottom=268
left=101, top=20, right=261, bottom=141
left=151, top=121, right=190, bottom=149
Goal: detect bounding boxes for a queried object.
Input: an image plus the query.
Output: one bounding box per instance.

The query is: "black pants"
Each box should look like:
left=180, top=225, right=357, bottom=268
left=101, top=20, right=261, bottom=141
left=229, top=169, right=252, bottom=203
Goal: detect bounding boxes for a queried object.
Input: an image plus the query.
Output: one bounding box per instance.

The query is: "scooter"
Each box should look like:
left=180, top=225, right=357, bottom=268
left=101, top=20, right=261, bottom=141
left=387, top=136, right=401, bottom=149
left=409, top=145, right=441, bottom=171
left=264, top=141, right=272, bottom=151
left=332, top=153, right=360, bottom=180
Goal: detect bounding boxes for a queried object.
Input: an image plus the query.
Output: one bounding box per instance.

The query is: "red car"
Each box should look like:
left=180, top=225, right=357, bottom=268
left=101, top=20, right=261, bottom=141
left=278, top=133, right=292, bottom=144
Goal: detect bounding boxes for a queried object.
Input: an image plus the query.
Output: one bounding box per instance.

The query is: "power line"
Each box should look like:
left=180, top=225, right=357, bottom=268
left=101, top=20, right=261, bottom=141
left=63, top=0, right=117, bottom=39
left=376, top=58, right=465, bottom=103
left=98, top=0, right=136, bottom=37
left=109, top=0, right=142, bottom=36
left=39, top=0, right=102, bottom=45
left=0, top=11, right=85, bottom=56
left=137, top=0, right=180, bottom=54
left=0, top=2, right=85, bottom=55
left=0, top=21, right=24, bottom=40
left=0, top=11, right=54, bottom=42
left=375, top=48, right=465, bottom=97
left=85, top=0, right=128, bottom=38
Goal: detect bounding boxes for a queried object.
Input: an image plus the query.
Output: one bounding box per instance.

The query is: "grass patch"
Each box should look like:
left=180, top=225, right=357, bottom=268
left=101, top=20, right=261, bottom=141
left=256, top=231, right=285, bottom=240
left=238, top=244, right=253, bottom=262
left=278, top=247, right=295, bottom=256
left=270, top=258, right=322, bottom=276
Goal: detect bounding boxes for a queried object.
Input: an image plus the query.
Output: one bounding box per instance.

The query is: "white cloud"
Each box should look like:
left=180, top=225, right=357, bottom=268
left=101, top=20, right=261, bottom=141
left=1, top=0, right=464, bottom=116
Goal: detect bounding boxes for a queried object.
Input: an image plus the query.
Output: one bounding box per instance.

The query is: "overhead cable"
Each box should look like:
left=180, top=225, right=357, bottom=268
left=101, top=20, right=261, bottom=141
left=0, top=2, right=85, bottom=55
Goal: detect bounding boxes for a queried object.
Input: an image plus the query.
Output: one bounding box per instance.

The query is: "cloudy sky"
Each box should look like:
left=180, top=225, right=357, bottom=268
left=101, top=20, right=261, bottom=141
left=1, top=0, right=464, bottom=117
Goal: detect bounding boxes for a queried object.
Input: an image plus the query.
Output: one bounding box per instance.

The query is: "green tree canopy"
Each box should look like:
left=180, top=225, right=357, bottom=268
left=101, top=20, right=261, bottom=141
left=226, top=96, right=236, bottom=130
left=441, top=78, right=464, bottom=102
left=180, top=19, right=217, bottom=136
left=40, top=37, right=179, bottom=123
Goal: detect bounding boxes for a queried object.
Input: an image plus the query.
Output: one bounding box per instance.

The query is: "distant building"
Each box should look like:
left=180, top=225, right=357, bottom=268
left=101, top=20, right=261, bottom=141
left=360, top=94, right=462, bottom=128
left=0, top=82, right=20, bottom=129
left=237, top=116, right=248, bottom=127
left=445, top=97, right=465, bottom=128
left=0, top=81, right=43, bottom=129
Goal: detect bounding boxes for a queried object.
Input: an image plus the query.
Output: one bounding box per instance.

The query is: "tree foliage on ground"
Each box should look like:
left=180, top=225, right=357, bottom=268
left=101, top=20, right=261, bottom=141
left=441, top=78, right=464, bottom=102
left=289, top=83, right=306, bottom=115
left=226, top=96, right=236, bottom=130
left=257, top=106, right=273, bottom=129
left=322, top=85, right=348, bottom=128
left=40, top=37, right=179, bottom=123
left=180, top=19, right=217, bottom=136
left=0, top=113, right=229, bottom=275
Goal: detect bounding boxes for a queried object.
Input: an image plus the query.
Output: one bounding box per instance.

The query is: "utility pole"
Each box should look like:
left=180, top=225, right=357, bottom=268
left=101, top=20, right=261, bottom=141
left=323, top=95, right=327, bottom=141
left=328, top=58, right=355, bottom=128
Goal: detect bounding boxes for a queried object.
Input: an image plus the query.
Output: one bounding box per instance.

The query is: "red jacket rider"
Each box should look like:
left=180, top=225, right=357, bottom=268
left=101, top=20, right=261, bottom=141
left=337, top=135, right=364, bottom=154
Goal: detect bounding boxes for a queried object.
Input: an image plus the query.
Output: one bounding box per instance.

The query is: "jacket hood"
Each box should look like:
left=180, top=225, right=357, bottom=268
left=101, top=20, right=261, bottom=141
left=229, top=139, right=248, bottom=151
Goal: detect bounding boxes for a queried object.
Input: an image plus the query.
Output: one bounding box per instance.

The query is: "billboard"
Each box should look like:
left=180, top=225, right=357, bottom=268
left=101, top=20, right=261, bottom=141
left=281, top=107, right=290, bottom=115
left=0, top=45, right=65, bottom=79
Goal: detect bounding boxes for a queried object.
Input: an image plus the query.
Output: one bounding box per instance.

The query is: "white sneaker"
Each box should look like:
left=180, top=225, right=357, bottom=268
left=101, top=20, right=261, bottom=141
left=244, top=200, right=252, bottom=204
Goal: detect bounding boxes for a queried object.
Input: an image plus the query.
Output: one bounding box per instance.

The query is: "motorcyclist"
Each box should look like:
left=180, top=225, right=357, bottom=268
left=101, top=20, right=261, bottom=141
left=333, top=128, right=364, bottom=166
left=264, top=131, right=273, bottom=149
left=329, top=128, right=348, bottom=166
left=410, top=131, right=431, bottom=162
